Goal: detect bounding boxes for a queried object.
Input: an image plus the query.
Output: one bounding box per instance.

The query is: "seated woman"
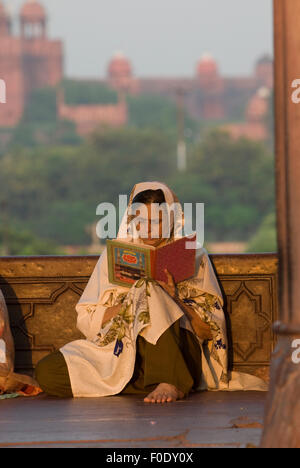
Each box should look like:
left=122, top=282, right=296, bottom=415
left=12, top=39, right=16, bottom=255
left=35, top=181, right=266, bottom=402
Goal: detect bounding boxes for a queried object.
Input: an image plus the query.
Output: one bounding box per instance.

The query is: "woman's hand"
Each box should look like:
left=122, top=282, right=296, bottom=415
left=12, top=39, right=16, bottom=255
left=102, top=303, right=122, bottom=326
left=157, top=269, right=177, bottom=299
left=157, top=269, right=212, bottom=340
left=189, top=319, right=212, bottom=341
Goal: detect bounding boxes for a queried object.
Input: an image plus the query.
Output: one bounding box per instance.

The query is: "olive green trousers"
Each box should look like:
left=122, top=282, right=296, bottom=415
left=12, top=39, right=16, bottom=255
left=35, top=319, right=202, bottom=398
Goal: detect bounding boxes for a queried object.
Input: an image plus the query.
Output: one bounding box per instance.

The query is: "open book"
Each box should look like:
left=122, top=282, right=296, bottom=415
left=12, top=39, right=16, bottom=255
left=106, top=233, right=196, bottom=287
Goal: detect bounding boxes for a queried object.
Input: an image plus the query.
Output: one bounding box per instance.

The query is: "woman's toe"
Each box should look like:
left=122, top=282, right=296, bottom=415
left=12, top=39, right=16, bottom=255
left=144, top=393, right=153, bottom=402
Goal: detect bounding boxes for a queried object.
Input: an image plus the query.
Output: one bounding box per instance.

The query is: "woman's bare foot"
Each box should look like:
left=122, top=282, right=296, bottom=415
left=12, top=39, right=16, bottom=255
left=144, top=383, right=184, bottom=403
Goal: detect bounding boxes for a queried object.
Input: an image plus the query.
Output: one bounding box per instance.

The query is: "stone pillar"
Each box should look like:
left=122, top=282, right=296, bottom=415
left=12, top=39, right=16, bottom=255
left=260, top=0, right=300, bottom=448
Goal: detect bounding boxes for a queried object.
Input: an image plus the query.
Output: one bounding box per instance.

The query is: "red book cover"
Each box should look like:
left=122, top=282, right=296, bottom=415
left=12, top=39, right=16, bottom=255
left=153, top=233, right=196, bottom=283
left=107, top=233, right=196, bottom=287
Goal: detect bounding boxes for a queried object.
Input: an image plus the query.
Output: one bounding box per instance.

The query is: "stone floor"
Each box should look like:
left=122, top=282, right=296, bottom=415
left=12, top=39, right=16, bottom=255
left=0, top=391, right=266, bottom=448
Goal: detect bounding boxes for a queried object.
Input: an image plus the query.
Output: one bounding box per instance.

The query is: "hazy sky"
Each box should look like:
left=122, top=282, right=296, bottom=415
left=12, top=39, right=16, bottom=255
left=8, top=0, right=273, bottom=79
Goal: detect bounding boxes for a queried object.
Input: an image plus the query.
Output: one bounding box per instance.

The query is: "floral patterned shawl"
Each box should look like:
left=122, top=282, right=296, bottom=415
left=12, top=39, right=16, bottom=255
left=60, top=181, right=267, bottom=396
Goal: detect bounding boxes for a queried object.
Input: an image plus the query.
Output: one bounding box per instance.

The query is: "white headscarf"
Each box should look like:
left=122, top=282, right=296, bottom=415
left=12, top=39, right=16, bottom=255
left=76, top=181, right=223, bottom=312
left=71, top=181, right=267, bottom=394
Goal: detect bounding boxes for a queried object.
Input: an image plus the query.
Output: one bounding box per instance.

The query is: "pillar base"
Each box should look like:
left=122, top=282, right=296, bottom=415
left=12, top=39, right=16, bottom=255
left=260, top=322, right=300, bottom=448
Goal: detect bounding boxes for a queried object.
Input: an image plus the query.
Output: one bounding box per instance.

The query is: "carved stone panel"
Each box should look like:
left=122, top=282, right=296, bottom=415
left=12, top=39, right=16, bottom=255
left=0, top=254, right=278, bottom=379
left=1, top=279, right=86, bottom=372
left=210, top=253, right=278, bottom=380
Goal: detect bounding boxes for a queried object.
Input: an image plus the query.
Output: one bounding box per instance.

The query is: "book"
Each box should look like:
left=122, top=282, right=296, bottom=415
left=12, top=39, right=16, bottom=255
left=106, top=233, right=196, bottom=287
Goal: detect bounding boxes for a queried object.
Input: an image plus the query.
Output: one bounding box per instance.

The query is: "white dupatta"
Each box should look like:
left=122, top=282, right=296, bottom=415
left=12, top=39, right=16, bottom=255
left=60, top=181, right=267, bottom=397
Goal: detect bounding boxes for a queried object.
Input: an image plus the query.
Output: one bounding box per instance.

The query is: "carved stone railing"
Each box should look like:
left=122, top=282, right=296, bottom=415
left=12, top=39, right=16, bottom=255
left=0, top=253, right=278, bottom=381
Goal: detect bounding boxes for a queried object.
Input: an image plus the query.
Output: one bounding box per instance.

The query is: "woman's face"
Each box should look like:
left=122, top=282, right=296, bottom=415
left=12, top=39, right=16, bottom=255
left=134, top=203, right=169, bottom=247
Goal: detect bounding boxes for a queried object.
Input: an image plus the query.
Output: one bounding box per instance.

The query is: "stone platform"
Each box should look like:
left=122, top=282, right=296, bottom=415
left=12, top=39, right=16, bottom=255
left=0, top=254, right=272, bottom=448
left=0, top=391, right=266, bottom=448
left=0, top=253, right=278, bottom=382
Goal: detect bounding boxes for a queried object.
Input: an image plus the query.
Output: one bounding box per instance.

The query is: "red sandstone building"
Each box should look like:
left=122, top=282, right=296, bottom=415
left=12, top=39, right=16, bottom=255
left=0, top=0, right=273, bottom=140
left=0, top=0, right=62, bottom=127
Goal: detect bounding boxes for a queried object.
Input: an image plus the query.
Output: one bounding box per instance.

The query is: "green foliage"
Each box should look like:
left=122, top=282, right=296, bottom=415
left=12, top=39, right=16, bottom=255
left=10, top=120, right=82, bottom=149
left=127, top=94, right=198, bottom=137
left=0, top=124, right=276, bottom=253
left=0, top=224, right=62, bottom=256
left=25, top=200, right=94, bottom=246
left=85, top=126, right=177, bottom=202
left=128, top=94, right=175, bottom=130
left=9, top=84, right=82, bottom=149
left=0, top=128, right=14, bottom=156
left=171, top=128, right=275, bottom=242
left=246, top=212, right=277, bottom=253
left=0, top=127, right=177, bottom=247
left=0, top=73, right=277, bottom=256
left=22, top=87, right=57, bottom=123
left=62, top=79, right=119, bottom=105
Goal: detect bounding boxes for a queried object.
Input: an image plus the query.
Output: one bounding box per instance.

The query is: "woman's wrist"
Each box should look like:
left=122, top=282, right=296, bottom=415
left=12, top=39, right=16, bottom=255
left=103, top=303, right=122, bottom=325
left=174, top=297, right=212, bottom=340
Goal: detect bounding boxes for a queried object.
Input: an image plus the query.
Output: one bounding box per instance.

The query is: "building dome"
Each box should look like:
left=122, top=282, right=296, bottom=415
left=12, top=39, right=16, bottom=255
left=108, top=52, right=132, bottom=79
left=20, top=0, right=46, bottom=23
left=196, top=53, right=218, bottom=77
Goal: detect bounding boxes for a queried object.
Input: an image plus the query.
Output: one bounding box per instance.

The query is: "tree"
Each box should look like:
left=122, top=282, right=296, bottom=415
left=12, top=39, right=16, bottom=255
left=0, top=224, right=62, bottom=256
left=0, top=127, right=178, bottom=247
left=62, top=79, right=118, bottom=105
left=246, top=212, right=277, bottom=253
left=127, top=93, right=198, bottom=138
left=172, top=128, right=276, bottom=242
left=9, top=86, right=82, bottom=149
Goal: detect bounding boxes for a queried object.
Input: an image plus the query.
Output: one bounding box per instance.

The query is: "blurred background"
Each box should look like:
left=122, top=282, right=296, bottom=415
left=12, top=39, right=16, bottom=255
left=0, top=0, right=275, bottom=256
